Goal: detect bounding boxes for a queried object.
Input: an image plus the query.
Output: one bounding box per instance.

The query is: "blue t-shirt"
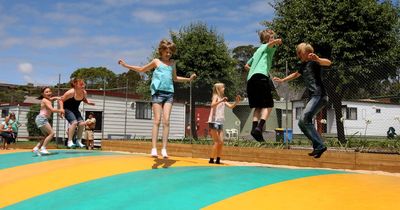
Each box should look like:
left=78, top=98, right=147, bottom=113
left=150, top=63, right=174, bottom=95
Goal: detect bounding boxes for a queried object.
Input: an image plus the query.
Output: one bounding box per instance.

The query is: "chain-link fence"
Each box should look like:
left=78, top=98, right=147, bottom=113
left=0, top=61, right=399, bottom=152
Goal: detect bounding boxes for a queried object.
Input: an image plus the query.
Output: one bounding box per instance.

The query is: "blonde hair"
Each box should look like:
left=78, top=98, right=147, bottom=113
left=259, top=29, right=275, bottom=44
left=212, top=83, right=225, bottom=98
left=296, top=43, right=314, bottom=56
left=158, top=39, right=176, bottom=56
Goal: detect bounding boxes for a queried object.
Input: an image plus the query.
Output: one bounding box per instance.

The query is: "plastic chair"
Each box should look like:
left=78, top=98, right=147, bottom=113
left=231, top=128, right=239, bottom=139
left=225, top=129, right=232, bottom=139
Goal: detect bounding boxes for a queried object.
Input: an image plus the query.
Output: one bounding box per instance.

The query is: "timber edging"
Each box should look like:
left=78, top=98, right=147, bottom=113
left=102, top=140, right=400, bottom=173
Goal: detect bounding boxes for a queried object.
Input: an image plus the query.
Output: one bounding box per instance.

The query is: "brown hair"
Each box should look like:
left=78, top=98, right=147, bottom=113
left=70, top=78, right=84, bottom=88
left=259, top=29, right=275, bottom=44
left=158, top=39, right=176, bottom=56
left=37, top=86, right=51, bottom=99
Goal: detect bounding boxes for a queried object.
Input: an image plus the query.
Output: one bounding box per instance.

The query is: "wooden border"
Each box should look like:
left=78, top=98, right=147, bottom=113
left=101, top=140, right=400, bottom=173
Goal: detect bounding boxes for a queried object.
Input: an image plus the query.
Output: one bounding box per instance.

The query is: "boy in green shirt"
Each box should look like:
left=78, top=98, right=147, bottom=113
left=245, top=29, right=282, bottom=141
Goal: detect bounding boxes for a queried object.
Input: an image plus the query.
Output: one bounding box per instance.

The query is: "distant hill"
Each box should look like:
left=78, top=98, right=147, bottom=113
left=0, top=83, right=41, bottom=104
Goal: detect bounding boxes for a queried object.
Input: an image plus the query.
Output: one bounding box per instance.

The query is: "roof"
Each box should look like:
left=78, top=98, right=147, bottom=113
left=0, top=102, right=35, bottom=107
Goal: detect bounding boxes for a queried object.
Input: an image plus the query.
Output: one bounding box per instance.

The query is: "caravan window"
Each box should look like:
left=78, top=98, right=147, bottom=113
left=1, top=109, right=9, bottom=118
left=345, top=107, right=357, bottom=120
left=135, top=102, right=152, bottom=120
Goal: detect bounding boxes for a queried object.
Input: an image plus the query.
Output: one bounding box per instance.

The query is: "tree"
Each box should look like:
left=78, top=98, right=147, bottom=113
left=267, top=0, right=400, bottom=143
left=70, top=67, right=117, bottom=89
left=171, top=22, right=239, bottom=139
left=232, top=45, right=257, bottom=94
left=26, top=104, right=52, bottom=138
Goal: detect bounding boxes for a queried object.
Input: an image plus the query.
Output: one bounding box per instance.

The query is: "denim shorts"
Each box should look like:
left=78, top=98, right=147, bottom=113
left=35, top=114, right=49, bottom=128
left=65, top=109, right=84, bottom=124
left=152, top=91, right=174, bottom=104
left=208, top=122, right=223, bottom=131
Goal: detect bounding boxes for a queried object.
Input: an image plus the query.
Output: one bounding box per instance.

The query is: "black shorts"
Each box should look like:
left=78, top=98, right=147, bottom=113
left=247, top=73, right=274, bottom=108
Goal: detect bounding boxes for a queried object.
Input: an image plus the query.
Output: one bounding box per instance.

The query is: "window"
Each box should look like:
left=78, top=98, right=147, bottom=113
left=135, top=102, right=152, bottom=120
left=344, top=107, right=357, bottom=120
left=295, top=107, right=304, bottom=120
left=1, top=109, right=9, bottom=118
left=85, top=111, right=102, bottom=132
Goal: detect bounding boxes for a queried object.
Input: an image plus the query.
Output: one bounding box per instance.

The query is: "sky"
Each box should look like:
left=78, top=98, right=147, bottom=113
left=0, top=0, right=275, bottom=86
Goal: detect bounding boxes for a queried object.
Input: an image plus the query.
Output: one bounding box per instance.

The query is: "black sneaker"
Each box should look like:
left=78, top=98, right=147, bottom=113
left=308, top=150, right=318, bottom=156
left=313, top=147, right=327, bottom=158
left=251, top=127, right=264, bottom=142
left=209, top=158, right=214, bottom=164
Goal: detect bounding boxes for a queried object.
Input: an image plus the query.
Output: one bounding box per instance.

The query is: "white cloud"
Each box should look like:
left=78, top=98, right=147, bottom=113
left=132, top=10, right=166, bottom=23
left=18, top=63, right=34, bottom=74
left=0, top=37, right=22, bottom=49
left=104, top=0, right=190, bottom=6
left=246, top=0, right=275, bottom=14
left=0, top=15, right=18, bottom=35
left=43, top=12, right=101, bottom=25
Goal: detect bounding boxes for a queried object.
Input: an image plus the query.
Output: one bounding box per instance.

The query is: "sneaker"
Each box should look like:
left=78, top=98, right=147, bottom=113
left=151, top=148, right=158, bottom=157
left=76, top=139, right=85, bottom=148
left=161, top=148, right=168, bottom=158
left=313, top=147, right=327, bottom=159
left=32, top=147, right=41, bottom=156
left=251, top=127, right=264, bottom=142
left=67, top=141, right=76, bottom=148
left=40, top=147, right=50, bottom=155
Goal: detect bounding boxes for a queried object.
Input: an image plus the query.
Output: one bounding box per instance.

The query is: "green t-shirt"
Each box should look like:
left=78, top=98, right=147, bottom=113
left=9, top=119, right=20, bottom=132
left=246, top=44, right=277, bottom=81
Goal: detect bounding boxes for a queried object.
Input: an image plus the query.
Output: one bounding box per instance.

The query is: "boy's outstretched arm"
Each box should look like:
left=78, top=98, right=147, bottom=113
left=308, top=53, right=332, bottom=66
left=267, top=38, right=282, bottom=48
left=273, top=72, right=301, bottom=83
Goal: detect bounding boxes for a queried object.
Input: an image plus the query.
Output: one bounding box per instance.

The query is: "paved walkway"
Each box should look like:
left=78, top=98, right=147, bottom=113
left=1, top=149, right=399, bottom=210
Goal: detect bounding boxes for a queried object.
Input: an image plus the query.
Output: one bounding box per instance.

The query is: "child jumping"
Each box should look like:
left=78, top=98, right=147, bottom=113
left=33, top=87, right=64, bottom=156
left=118, top=39, right=196, bottom=158
left=60, top=78, right=95, bottom=148
left=245, top=29, right=282, bottom=142
left=208, top=83, right=240, bottom=164
left=273, top=43, right=332, bottom=158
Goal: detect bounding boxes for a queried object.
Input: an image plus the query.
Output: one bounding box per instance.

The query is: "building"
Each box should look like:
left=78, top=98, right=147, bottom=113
left=52, top=90, right=187, bottom=141
left=0, top=103, right=33, bottom=139
left=193, top=99, right=293, bottom=138
left=292, top=99, right=400, bottom=136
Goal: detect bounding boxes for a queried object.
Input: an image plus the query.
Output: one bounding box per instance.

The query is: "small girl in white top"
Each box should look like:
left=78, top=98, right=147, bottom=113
left=208, top=83, right=240, bottom=164
left=32, top=87, right=64, bottom=156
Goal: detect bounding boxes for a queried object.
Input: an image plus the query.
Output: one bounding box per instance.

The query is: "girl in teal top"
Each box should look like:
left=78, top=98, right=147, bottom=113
left=119, top=39, right=196, bottom=158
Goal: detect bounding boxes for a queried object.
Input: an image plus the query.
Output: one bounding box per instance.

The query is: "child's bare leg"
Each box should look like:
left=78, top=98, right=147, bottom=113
left=161, top=103, right=173, bottom=150
left=40, top=124, right=55, bottom=148
left=151, top=103, right=162, bottom=155
left=209, top=129, right=219, bottom=163
left=216, top=130, right=224, bottom=157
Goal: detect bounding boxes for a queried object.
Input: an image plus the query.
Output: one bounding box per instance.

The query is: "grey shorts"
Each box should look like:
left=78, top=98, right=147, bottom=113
left=152, top=91, right=174, bottom=104
left=35, top=114, right=49, bottom=128
left=208, top=122, right=223, bottom=131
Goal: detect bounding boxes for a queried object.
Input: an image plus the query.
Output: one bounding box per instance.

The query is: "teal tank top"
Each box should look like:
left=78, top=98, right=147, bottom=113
left=150, top=63, right=174, bottom=95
